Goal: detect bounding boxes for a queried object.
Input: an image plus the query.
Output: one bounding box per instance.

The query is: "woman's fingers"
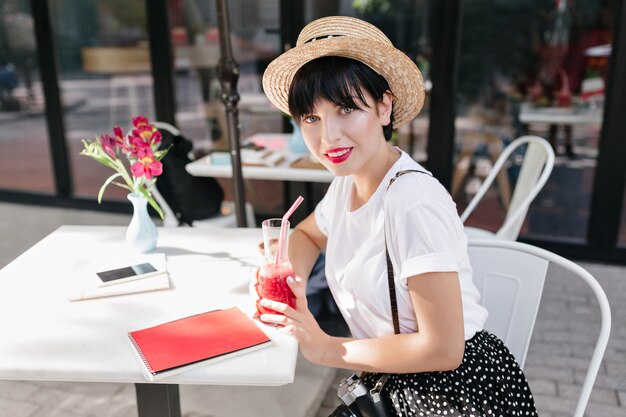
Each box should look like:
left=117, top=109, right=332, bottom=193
left=286, top=276, right=308, bottom=310
left=259, top=298, right=297, bottom=317
left=281, top=324, right=299, bottom=336
left=259, top=313, right=291, bottom=326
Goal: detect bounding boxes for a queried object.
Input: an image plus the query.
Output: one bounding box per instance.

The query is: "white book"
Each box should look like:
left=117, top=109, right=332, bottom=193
left=68, top=253, right=170, bottom=301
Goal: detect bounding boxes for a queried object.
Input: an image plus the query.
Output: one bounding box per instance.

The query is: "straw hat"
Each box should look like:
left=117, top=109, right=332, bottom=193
left=262, top=16, right=424, bottom=128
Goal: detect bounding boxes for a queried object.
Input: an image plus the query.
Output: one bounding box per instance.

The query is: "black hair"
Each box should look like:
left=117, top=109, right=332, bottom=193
left=288, top=56, right=394, bottom=141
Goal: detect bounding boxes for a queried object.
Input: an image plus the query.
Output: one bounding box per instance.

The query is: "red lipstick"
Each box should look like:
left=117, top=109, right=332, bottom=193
left=324, top=147, right=353, bottom=164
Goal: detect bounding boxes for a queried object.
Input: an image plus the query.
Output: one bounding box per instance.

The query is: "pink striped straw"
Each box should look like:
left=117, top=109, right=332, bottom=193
left=275, top=195, right=304, bottom=266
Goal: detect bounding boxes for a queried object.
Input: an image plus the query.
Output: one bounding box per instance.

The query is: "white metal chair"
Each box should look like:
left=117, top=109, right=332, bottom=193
left=151, top=121, right=256, bottom=228
left=461, top=135, right=555, bottom=240
left=468, top=239, right=611, bottom=417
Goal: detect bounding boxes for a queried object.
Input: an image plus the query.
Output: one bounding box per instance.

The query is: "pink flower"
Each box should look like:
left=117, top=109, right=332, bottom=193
left=132, top=116, right=150, bottom=128
left=98, top=133, right=117, bottom=158
left=131, top=125, right=161, bottom=145
left=130, top=147, right=163, bottom=180
left=113, top=126, right=125, bottom=145
left=124, top=134, right=151, bottom=157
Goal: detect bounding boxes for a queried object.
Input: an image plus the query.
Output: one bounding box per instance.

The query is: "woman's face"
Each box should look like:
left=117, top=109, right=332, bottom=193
left=297, top=90, right=392, bottom=178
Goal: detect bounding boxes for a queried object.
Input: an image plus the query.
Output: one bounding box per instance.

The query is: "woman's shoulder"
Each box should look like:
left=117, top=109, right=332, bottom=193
left=385, top=153, right=458, bottom=214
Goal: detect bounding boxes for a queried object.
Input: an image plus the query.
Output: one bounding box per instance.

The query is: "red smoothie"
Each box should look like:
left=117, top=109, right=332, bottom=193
left=256, top=261, right=296, bottom=315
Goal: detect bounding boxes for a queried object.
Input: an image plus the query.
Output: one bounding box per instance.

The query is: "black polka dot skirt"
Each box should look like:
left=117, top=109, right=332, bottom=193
left=362, top=331, right=537, bottom=417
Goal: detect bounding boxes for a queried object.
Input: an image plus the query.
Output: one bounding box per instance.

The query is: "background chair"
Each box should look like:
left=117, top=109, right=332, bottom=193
left=461, top=135, right=555, bottom=240
left=468, top=239, right=611, bottom=417
left=152, top=121, right=256, bottom=228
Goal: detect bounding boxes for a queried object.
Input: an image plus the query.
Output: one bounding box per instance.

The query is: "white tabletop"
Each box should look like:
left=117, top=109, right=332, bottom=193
left=185, top=133, right=335, bottom=183
left=519, top=103, right=603, bottom=126
left=0, top=226, right=297, bottom=386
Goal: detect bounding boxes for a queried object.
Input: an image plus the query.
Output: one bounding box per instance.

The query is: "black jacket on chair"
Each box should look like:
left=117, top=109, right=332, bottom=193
left=155, top=130, right=224, bottom=225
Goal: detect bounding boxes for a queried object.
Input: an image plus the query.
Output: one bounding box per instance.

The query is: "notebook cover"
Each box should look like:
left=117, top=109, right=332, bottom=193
left=128, top=307, right=270, bottom=377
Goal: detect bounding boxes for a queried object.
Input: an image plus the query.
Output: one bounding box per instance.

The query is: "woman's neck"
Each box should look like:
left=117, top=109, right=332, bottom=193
left=350, top=144, right=400, bottom=211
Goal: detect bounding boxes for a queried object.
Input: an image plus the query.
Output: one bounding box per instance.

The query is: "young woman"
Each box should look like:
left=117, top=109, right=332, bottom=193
left=258, top=16, right=537, bottom=416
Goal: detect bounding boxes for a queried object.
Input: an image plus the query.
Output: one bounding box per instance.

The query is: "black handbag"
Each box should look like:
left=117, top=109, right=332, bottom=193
left=330, top=170, right=431, bottom=417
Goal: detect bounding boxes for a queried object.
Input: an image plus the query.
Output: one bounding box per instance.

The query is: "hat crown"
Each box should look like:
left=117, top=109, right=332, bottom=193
left=296, top=16, right=392, bottom=47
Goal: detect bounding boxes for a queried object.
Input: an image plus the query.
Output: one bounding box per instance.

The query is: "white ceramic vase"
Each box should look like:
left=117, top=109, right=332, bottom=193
left=126, top=193, right=158, bottom=253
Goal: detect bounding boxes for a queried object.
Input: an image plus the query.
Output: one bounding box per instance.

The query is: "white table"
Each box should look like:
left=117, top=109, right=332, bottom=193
left=0, top=226, right=297, bottom=417
left=185, top=133, right=334, bottom=184
left=519, top=103, right=603, bottom=126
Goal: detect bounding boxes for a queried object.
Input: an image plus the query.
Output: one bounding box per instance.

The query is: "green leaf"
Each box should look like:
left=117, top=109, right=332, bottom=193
left=136, top=187, right=164, bottom=219
left=97, top=172, right=123, bottom=203
left=111, top=181, right=132, bottom=190
left=154, top=145, right=172, bottom=161
left=147, top=194, right=164, bottom=219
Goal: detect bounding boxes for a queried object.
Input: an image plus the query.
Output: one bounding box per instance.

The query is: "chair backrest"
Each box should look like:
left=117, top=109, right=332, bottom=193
left=461, top=135, right=555, bottom=240
left=468, top=239, right=611, bottom=417
left=152, top=121, right=182, bottom=137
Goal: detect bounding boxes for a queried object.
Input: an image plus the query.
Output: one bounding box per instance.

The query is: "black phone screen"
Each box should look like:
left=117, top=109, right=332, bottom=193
left=96, top=263, right=157, bottom=283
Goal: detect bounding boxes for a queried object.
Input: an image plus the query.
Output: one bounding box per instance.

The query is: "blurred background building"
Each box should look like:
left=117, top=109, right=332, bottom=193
left=0, top=0, right=625, bottom=263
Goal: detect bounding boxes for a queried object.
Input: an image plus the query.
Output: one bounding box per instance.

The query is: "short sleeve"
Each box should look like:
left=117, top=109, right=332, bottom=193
left=388, top=201, right=467, bottom=286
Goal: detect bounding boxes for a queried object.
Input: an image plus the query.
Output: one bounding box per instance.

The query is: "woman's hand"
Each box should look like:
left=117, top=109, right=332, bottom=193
left=259, top=275, right=331, bottom=365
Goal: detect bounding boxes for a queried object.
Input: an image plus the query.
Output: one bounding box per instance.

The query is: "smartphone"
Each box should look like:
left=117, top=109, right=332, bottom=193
left=96, top=262, right=158, bottom=286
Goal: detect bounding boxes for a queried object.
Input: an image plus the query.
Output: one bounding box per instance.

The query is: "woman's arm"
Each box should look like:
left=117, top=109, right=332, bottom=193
left=260, top=271, right=465, bottom=373
left=287, top=212, right=327, bottom=285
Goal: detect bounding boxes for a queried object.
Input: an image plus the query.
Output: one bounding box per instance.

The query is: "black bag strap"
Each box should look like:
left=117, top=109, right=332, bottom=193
left=384, top=169, right=432, bottom=334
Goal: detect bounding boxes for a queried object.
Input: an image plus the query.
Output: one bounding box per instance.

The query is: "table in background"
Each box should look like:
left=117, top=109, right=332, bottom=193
left=187, top=133, right=333, bottom=221
left=519, top=103, right=603, bottom=156
left=0, top=226, right=297, bottom=417
left=186, top=133, right=333, bottom=183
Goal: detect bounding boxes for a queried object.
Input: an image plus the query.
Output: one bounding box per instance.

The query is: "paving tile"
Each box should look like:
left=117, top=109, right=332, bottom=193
left=527, top=378, right=557, bottom=396
left=178, top=355, right=336, bottom=417
left=574, top=371, right=626, bottom=391
left=532, top=393, right=577, bottom=415
left=32, top=381, right=124, bottom=397
left=523, top=365, right=575, bottom=383
left=0, top=381, right=42, bottom=401
left=557, top=382, right=618, bottom=405
left=604, top=359, right=626, bottom=378
left=0, top=397, right=40, bottom=417
left=525, top=355, right=594, bottom=372
left=584, top=401, right=626, bottom=417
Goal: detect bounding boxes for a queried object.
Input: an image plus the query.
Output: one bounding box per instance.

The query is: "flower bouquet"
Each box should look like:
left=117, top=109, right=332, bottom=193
left=80, top=116, right=169, bottom=218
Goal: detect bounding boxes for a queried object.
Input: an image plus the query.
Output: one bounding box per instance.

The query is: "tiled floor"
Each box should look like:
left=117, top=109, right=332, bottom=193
left=1, top=202, right=625, bottom=417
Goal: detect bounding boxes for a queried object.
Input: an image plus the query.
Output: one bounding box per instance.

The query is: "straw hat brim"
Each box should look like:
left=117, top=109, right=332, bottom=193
left=263, top=36, right=424, bottom=128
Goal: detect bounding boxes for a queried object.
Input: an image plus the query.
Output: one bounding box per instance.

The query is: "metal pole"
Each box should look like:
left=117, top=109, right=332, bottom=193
left=216, top=0, right=247, bottom=227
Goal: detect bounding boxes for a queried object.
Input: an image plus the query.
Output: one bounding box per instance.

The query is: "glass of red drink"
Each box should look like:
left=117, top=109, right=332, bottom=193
left=256, top=218, right=296, bottom=315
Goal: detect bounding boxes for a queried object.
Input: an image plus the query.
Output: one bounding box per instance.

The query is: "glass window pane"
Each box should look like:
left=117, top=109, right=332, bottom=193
left=0, top=0, right=54, bottom=193
left=454, top=0, right=615, bottom=242
left=168, top=0, right=285, bottom=214
left=51, top=0, right=154, bottom=201
left=169, top=0, right=283, bottom=149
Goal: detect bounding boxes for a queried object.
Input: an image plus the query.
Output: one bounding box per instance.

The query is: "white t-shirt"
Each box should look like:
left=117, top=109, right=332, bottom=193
left=315, top=149, right=488, bottom=340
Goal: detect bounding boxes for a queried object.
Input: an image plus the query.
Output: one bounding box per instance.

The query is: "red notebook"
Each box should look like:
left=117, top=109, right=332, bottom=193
left=128, top=307, right=271, bottom=381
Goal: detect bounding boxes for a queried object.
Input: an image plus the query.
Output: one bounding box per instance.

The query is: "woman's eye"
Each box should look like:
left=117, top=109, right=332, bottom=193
left=302, top=115, right=318, bottom=123
left=341, top=107, right=354, bottom=115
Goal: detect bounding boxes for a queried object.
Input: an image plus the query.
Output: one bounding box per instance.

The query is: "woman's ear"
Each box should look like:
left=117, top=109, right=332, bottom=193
left=378, top=91, right=393, bottom=126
